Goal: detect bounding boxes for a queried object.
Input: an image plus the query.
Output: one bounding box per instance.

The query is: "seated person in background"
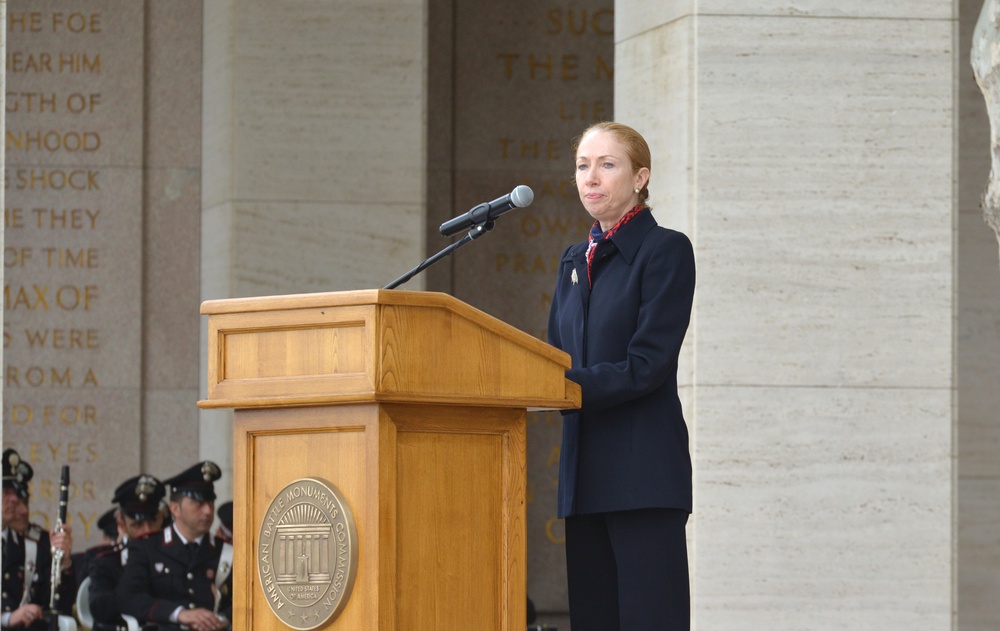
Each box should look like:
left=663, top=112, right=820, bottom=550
left=117, top=461, right=229, bottom=631
left=212, top=502, right=233, bottom=621
left=73, top=508, right=118, bottom=587
left=1, top=449, right=75, bottom=629
left=89, top=474, right=167, bottom=628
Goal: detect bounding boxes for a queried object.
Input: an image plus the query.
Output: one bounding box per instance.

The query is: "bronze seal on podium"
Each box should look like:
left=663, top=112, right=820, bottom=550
left=257, top=478, right=358, bottom=629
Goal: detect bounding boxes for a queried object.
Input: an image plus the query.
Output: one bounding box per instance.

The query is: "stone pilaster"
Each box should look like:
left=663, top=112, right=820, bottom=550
left=616, top=2, right=960, bottom=627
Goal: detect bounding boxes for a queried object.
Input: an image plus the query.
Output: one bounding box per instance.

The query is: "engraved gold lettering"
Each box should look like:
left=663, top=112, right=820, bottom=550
left=6, top=129, right=102, bottom=152
left=497, top=53, right=518, bottom=79
left=545, top=8, right=613, bottom=36
left=75, top=511, right=97, bottom=537
left=545, top=517, right=566, bottom=544
left=5, top=247, right=33, bottom=267
left=42, top=247, right=99, bottom=268
left=5, top=207, right=25, bottom=228
left=494, top=253, right=560, bottom=274
left=5, top=92, right=57, bottom=113
left=28, top=480, right=97, bottom=501
left=596, top=54, right=612, bottom=80
left=65, top=93, right=101, bottom=114
left=546, top=446, right=560, bottom=468
left=558, top=100, right=608, bottom=122
left=12, top=169, right=100, bottom=191
left=7, top=12, right=44, bottom=33
left=494, top=53, right=611, bottom=81
left=2, top=403, right=98, bottom=424
left=24, top=328, right=100, bottom=349
left=50, top=12, right=102, bottom=33
left=3, top=284, right=98, bottom=311
left=529, top=54, right=552, bottom=80
left=32, top=208, right=100, bottom=229
left=518, top=213, right=590, bottom=238
left=5, top=52, right=53, bottom=73
left=5, top=365, right=71, bottom=387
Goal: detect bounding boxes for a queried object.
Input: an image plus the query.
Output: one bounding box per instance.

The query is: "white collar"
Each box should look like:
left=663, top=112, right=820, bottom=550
left=2, top=527, right=18, bottom=544
left=171, top=525, right=203, bottom=546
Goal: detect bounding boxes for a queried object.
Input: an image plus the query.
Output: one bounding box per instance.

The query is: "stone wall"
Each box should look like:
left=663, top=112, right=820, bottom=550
left=3, top=0, right=202, bottom=548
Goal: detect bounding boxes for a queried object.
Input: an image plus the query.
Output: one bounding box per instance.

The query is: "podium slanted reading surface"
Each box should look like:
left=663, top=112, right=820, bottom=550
left=198, top=290, right=581, bottom=630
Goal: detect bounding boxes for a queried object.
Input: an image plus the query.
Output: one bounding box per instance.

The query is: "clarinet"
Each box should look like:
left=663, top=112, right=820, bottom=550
left=49, top=466, right=70, bottom=615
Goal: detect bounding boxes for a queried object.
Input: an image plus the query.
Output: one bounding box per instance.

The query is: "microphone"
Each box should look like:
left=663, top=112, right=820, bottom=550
left=439, top=185, right=534, bottom=237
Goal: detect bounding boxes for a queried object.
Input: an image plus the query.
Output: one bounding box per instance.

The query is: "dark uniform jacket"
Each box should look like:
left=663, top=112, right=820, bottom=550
left=2, top=526, right=76, bottom=628
left=548, top=209, right=696, bottom=518
left=88, top=542, right=127, bottom=625
left=117, top=525, right=228, bottom=628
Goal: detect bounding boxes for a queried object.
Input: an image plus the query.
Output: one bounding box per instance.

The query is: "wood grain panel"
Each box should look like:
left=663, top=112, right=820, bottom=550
left=223, top=324, right=366, bottom=379
left=388, top=404, right=525, bottom=631
left=235, top=406, right=381, bottom=630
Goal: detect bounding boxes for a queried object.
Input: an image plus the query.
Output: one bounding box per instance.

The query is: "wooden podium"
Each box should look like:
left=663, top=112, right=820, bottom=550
left=198, top=290, right=580, bottom=630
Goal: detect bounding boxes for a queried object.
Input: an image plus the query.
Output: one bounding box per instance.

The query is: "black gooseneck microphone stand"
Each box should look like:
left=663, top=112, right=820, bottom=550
left=383, top=220, right=495, bottom=290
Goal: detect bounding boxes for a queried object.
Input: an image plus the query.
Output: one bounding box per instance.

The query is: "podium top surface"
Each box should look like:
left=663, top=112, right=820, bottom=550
left=199, top=289, right=581, bottom=410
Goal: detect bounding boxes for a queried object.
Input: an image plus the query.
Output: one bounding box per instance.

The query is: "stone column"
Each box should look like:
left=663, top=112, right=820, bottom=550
left=616, top=2, right=959, bottom=628
left=200, top=0, right=428, bottom=498
left=4, top=1, right=148, bottom=542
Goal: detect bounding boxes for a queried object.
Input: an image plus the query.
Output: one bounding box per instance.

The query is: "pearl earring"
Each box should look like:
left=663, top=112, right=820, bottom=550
left=634, top=188, right=640, bottom=194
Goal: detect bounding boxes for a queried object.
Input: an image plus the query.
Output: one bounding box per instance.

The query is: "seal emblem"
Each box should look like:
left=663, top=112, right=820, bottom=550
left=257, top=478, right=358, bottom=630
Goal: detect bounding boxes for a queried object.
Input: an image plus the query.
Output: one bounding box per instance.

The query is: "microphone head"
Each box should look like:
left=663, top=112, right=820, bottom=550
left=510, top=185, right=534, bottom=208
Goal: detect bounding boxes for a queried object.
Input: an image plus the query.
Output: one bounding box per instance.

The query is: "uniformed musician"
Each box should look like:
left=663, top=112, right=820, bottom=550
left=1, top=449, right=75, bottom=629
left=72, top=508, right=119, bottom=588
left=88, top=474, right=166, bottom=627
left=116, top=461, right=228, bottom=631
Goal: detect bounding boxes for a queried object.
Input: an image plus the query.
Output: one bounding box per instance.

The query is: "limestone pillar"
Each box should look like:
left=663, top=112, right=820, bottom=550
left=615, top=2, right=967, bottom=627
left=3, top=1, right=202, bottom=548
left=200, top=1, right=428, bottom=499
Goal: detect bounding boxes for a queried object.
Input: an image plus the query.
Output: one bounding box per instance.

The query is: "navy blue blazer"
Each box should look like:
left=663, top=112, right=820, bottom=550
left=547, top=209, right=695, bottom=518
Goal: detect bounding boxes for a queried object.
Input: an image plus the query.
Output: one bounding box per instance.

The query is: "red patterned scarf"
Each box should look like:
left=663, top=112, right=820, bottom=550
left=585, top=205, right=646, bottom=288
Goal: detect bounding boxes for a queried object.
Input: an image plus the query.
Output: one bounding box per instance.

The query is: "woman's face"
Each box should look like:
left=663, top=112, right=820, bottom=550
left=575, top=130, right=648, bottom=231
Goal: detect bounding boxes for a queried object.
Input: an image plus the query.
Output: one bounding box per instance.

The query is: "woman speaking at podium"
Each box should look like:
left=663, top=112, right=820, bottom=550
left=547, top=122, right=696, bottom=631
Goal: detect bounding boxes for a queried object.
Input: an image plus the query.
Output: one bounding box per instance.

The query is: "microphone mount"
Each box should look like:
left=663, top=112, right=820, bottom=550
left=383, top=220, right=495, bottom=290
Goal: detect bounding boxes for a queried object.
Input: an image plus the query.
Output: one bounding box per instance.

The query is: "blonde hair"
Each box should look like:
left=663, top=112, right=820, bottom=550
left=574, top=122, right=652, bottom=205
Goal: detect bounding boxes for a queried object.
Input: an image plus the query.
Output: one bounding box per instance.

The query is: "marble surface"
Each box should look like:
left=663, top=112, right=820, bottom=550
left=201, top=0, right=427, bottom=302
left=695, top=385, right=952, bottom=629
left=142, top=0, right=204, bottom=514
left=226, top=1, right=426, bottom=205
left=616, top=16, right=697, bottom=388
left=694, top=15, right=954, bottom=389
left=617, top=9, right=960, bottom=629
left=4, top=0, right=147, bottom=546
left=225, top=200, right=424, bottom=297
left=614, top=0, right=955, bottom=44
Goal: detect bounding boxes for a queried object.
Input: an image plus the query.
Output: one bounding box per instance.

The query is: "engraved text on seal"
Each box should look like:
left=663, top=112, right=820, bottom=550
left=257, top=477, right=358, bottom=630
